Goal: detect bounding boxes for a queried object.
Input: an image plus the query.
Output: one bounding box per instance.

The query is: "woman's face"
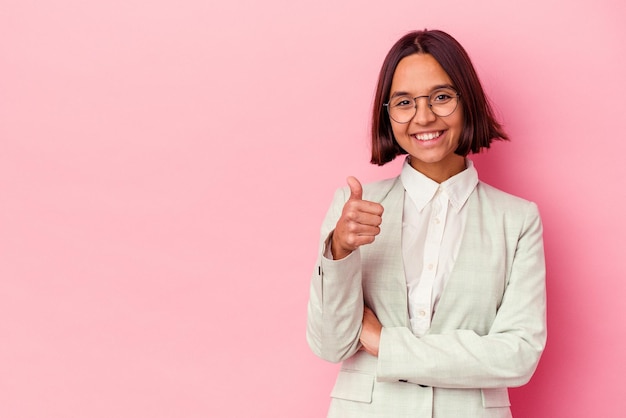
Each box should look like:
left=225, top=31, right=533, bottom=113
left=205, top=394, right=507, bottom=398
left=389, top=53, right=465, bottom=181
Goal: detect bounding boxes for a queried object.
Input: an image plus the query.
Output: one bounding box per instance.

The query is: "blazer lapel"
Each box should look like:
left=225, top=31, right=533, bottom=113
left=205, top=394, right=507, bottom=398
left=429, top=187, right=505, bottom=334
left=361, top=177, right=410, bottom=328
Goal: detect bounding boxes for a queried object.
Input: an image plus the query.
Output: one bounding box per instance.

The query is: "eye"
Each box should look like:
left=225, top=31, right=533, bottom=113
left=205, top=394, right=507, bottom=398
left=391, top=97, right=413, bottom=108
left=431, top=89, right=456, bottom=103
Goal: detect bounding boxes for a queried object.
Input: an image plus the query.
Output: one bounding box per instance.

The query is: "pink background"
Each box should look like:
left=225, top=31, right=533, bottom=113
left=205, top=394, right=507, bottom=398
left=1, top=0, right=625, bottom=417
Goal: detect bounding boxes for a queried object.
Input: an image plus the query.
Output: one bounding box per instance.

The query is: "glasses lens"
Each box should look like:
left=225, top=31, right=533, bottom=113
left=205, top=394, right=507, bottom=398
left=387, top=95, right=416, bottom=123
left=429, top=88, right=459, bottom=117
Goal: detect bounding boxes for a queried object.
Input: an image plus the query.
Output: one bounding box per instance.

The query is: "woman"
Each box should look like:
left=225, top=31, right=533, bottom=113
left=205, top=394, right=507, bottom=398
left=306, top=29, right=546, bottom=418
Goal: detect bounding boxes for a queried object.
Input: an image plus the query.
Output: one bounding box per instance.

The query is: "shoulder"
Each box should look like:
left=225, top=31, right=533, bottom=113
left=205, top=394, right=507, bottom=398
left=475, top=181, right=541, bottom=220
left=329, top=176, right=401, bottom=208
left=476, top=181, right=531, bottom=204
left=363, top=176, right=404, bottom=204
left=362, top=176, right=401, bottom=200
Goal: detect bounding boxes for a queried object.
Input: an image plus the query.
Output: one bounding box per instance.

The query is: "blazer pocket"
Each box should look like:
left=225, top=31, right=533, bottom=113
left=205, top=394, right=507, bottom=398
left=481, top=388, right=511, bottom=408
left=330, top=370, right=374, bottom=403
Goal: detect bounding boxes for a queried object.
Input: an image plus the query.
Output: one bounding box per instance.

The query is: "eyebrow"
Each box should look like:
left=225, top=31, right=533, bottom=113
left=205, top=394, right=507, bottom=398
left=389, top=84, right=456, bottom=99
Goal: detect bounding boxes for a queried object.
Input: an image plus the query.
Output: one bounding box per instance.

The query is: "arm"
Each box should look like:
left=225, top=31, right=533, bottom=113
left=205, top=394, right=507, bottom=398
left=375, top=202, right=546, bottom=388
left=306, top=178, right=384, bottom=363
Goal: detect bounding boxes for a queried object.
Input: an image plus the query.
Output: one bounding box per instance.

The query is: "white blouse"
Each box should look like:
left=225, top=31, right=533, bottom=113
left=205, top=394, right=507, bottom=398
left=400, top=157, right=478, bottom=337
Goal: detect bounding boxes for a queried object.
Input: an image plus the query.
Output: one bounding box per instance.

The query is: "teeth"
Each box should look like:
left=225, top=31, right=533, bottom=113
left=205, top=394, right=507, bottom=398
left=415, top=131, right=441, bottom=141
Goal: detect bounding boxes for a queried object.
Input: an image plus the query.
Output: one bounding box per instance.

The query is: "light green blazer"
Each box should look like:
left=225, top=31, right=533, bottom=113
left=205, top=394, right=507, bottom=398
left=306, top=176, right=546, bottom=418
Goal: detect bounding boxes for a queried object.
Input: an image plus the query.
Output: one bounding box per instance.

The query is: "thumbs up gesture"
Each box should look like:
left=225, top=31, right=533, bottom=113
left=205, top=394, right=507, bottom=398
left=331, top=177, right=384, bottom=260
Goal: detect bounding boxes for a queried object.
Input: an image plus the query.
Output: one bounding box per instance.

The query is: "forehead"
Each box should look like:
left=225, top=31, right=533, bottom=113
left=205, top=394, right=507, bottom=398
left=390, top=53, right=453, bottom=93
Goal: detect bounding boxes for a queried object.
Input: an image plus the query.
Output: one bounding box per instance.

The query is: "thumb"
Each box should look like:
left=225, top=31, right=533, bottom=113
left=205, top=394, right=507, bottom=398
left=347, top=176, right=363, bottom=201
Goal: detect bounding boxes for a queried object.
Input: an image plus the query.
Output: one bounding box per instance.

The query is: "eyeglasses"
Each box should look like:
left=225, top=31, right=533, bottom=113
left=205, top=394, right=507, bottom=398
left=384, top=88, right=461, bottom=123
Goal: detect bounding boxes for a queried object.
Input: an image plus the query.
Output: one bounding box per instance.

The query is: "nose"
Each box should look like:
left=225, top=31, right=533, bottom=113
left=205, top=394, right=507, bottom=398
left=412, top=96, right=436, bottom=125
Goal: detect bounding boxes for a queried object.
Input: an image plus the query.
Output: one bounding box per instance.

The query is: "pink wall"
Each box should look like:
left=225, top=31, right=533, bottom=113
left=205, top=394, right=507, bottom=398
left=1, top=0, right=625, bottom=416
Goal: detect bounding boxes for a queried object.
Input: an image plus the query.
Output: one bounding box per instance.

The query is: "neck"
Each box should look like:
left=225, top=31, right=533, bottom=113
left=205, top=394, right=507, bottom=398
left=409, top=155, right=466, bottom=183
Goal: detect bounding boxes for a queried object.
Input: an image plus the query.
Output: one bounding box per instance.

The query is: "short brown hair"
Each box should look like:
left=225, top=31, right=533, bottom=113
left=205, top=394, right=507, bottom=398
left=371, top=29, right=508, bottom=165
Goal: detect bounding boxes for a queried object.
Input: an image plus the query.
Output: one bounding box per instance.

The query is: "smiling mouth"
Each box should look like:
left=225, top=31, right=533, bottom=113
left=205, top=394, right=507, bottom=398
left=413, top=131, right=443, bottom=141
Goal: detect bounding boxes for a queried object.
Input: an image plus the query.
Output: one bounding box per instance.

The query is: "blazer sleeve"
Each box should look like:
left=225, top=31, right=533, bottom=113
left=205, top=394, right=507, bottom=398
left=376, top=201, right=547, bottom=389
left=306, top=187, right=365, bottom=363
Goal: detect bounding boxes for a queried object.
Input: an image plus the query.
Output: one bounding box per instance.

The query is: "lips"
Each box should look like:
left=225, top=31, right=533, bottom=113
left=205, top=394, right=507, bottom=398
left=412, top=131, right=443, bottom=141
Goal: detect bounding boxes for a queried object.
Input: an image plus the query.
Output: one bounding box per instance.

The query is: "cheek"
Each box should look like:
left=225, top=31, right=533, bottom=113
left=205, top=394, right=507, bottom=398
left=390, top=122, right=406, bottom=140
left=448, top=112, right=464, bottom=142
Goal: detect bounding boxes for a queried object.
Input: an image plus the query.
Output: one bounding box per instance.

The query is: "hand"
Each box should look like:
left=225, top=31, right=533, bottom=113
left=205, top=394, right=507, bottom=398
left=360, top=306, right=382, bottom=357
left=331, top=176, right=384, bottom=260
